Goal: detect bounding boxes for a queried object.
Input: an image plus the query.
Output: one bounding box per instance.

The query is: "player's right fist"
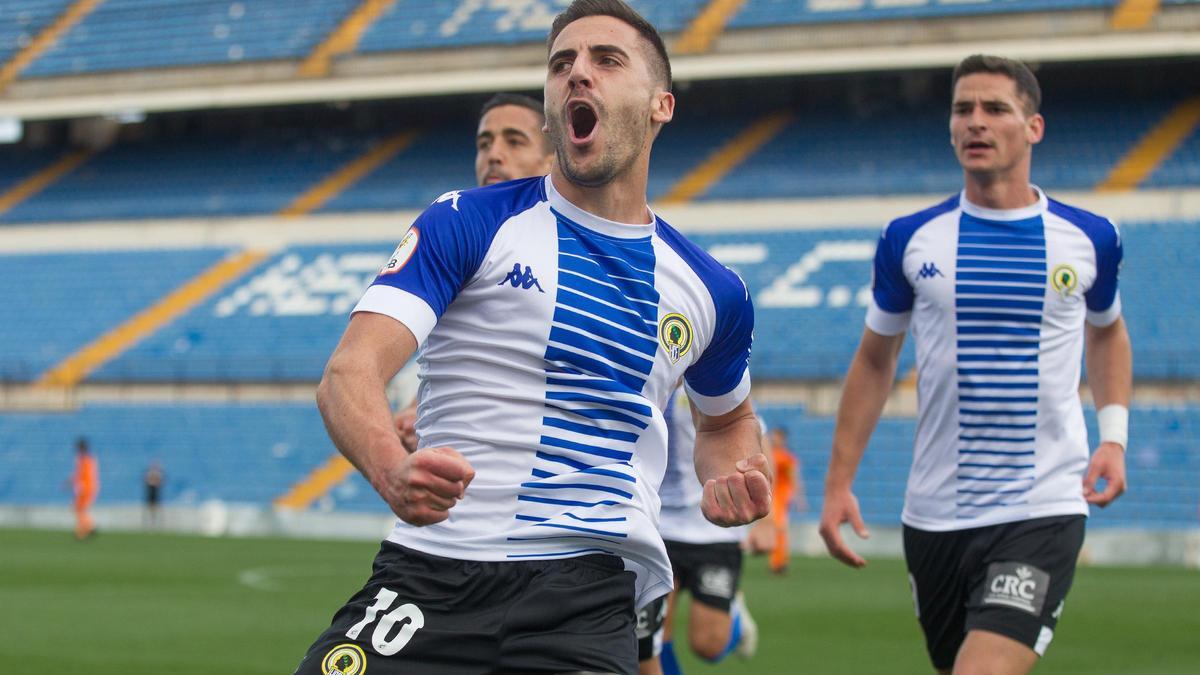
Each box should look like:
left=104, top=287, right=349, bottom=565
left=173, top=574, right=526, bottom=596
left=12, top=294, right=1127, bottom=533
left=373, top=446, right=475, bottom=526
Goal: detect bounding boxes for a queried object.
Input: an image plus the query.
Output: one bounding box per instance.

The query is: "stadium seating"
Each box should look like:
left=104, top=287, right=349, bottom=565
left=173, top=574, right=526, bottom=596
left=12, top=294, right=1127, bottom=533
left=0, top=132, right=394, bottom=223
left=23, top=0, right=361, bottom=77
left=93, top=244, right=383, bottom=382
left=0, top=247, right=232, bottom=381
left=357, top=0, right=707, bottom=54
left=1, top=401, right=1194, bottom=529
left=756, top=404, right=1200, bottom=529
left=728, top=0, right=1116, bottom=30
left=0, top=219, right=1158, bottom=383
left=1, top=98, right=1189, bottom=223
left=1147, top=125, right=1200, bottom=189
left=0, top=402, right=333, bottom=506
left=0, top=0, right=73, bottom=66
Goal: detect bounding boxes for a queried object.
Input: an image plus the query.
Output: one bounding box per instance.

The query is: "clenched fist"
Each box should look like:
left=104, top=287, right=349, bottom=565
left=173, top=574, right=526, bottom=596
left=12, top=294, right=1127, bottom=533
left=701, top=454, right=772, bottom=527
left=372, top=446, right=475, bottom=526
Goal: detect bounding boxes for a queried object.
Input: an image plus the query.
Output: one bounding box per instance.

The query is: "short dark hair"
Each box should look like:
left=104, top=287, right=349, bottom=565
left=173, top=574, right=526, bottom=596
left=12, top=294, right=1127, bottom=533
left=548, top=0, right=672, bottom=91
left=480, top=93, right=544, bottom=122
left=952, top=54, right=1041, bottom=115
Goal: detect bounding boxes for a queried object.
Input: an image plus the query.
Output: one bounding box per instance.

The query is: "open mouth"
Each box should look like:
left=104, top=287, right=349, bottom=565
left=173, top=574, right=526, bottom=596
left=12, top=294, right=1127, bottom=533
left=965, top=140, right=992, bottom=151
left=568, top=101, right=598, bottom=144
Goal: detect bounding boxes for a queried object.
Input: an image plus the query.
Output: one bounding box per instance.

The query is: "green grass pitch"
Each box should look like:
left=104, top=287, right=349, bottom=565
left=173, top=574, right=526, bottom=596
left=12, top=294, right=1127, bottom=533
left=1, top=527, right=1196, bottom=673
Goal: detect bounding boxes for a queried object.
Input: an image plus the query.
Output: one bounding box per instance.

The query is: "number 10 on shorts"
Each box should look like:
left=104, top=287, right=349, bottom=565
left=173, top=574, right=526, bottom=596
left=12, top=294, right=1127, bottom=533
left=345, top=587, right=426, bottom=656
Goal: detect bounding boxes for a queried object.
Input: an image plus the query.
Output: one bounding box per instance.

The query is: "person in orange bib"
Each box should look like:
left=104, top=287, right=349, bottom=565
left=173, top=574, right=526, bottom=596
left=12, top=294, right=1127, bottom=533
left=72, top=438, right=99, bottom=540
left=767, top=426, right=804, bottom=574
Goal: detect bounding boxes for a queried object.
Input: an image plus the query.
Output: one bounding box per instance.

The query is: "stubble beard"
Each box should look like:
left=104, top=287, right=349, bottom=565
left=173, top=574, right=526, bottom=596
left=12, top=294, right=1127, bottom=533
left=549, top=104, right=646, bottom=189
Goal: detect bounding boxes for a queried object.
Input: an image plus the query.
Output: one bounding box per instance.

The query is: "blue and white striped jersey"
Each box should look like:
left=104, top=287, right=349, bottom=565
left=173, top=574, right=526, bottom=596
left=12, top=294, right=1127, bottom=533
left=867, top=188, right=1122, bottom=531
left=354, top=175, right=753, bottom=608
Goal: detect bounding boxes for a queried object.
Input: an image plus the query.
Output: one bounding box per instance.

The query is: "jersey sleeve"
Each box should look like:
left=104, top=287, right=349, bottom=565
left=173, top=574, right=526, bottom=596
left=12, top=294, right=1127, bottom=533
left=353, top=191, right=493, bottom=343
left=1084, top=218, right=1123, bottom=327
left=684, top=271, right=754, bottom=416
left=865, top=222, right=914, bottom=336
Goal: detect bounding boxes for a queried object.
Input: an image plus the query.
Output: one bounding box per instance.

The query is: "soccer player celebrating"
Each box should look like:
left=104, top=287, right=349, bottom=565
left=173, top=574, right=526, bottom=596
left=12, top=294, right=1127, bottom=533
left=296, top=2, right=769, bottom=673
left=819, top=54, right=1131, bottom=675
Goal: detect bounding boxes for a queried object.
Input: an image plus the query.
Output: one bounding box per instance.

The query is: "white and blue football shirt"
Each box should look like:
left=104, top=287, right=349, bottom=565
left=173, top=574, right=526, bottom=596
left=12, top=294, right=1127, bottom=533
left=866, top=188, right=1122, bottom=531
left=353, top=175, right=754, bottom=607
left=657, top=388, right=746, bottom=544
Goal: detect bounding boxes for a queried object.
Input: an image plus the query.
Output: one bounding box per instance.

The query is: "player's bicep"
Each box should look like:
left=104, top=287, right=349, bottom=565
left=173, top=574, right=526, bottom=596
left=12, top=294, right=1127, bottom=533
left=684, top=274, right=754, bottom=416
left=328, top=311, right=419, bottom=384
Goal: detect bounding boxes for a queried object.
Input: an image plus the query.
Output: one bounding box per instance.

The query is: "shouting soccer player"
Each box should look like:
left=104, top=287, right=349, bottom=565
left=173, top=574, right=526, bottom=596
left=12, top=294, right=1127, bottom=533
left=296, top=2, right=770, bottom=673
left=819, top=55, right=1131, bottom=675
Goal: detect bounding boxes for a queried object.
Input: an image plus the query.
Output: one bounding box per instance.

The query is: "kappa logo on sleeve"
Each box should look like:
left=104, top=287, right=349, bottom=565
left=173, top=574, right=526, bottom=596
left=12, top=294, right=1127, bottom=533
left=982, top=561, right=1050, bottom=615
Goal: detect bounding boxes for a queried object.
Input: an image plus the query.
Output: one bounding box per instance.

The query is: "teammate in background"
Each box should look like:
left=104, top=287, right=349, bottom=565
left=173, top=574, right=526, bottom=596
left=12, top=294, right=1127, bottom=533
left=644, top=390, right=759, bottom=675
left=751, top=426, right=804, bottom=575
left=819, top=55, right=1131, bottom=675
left=475, top=92, right=556, bottom=186
left=298, top=2, right=769, bottom=673
left=143, top=461, right=165, bottom=529
left=391, top=92, right=556, bottom=447
left=71, top=438, right=99, bottom=540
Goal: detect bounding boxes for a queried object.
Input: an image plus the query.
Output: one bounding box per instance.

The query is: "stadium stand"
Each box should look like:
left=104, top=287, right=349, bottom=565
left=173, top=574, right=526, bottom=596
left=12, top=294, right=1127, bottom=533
left=0, top=98, right=1189, bottom=222
left=1, top=401, right=1195, bottom=530
left=92, top=244, right=381, bottom=382
left=0, top=130, right=404, bottom=223
left=22, top=0, right=361, bottom=77
left=0, top=402, right=333, bottom=506
left=0, top=247, right=232, bottom=381
left=0, top=219, right=1177, bottom=384
left=357, top=0, right=708, bottom=54
left=755, top=404, right=1200, bottom=529
left=0, top=0, right=1196, bottom=565
left=728, top=0, right=1116, bottom=29
left=0, top=0, right=74, bottom=66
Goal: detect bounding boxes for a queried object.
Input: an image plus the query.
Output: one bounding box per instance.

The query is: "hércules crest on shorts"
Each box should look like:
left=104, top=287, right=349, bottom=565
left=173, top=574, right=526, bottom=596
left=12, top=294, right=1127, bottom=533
left=321, top=643, right=367, bottom=675
left=658, top=312, right=693, bottom=364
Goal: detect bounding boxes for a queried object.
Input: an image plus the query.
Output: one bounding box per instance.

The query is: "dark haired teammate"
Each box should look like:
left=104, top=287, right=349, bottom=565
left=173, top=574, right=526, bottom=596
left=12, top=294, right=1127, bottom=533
left=296, top=2, right=769, bottom=674
left=820, top=54, right=1131, bottom=674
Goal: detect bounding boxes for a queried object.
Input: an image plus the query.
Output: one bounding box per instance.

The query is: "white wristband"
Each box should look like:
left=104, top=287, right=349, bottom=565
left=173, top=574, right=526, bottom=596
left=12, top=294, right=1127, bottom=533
left=1097, top=404, right=1128, bottom=451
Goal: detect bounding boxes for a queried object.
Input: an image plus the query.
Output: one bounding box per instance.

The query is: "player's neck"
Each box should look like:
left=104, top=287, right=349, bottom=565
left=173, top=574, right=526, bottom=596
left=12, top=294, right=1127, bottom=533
left=550, top=169, right=652, bottom=226
left=963, top=170, right=1038, bottom=212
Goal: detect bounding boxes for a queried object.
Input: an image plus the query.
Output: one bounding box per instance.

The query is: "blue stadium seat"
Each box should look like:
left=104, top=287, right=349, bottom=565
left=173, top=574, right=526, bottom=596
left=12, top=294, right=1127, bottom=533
left=0, top=247, right=232, bottom=381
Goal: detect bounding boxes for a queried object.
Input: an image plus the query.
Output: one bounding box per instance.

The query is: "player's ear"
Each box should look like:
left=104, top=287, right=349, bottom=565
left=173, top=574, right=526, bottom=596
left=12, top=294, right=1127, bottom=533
left=1026, top=112, right=1045, bottom=145
left=651, top=90, right=674, bottom=126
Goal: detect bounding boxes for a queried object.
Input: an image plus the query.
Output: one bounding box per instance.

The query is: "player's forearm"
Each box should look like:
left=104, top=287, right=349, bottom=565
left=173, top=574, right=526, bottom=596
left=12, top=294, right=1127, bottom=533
left=1085, top=317, right=1132, bottom=409
left=693, top=408, right=767, bottom=485
left=316, top=354, right=408, bottom=486
left=827, top=347, right=898, bottom=492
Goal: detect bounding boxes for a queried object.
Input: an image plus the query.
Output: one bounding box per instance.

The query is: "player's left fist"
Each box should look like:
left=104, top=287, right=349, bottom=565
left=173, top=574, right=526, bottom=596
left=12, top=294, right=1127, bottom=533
left=701, top=454, right=772, bottom=527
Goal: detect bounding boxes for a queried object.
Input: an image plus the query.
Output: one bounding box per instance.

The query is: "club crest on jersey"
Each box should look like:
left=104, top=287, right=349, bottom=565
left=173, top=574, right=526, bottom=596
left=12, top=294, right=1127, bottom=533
left=321, top=643, right=366, bottom=675
left=658, top=312, right=693, bottom=364
left=380, top=227, right=419, bottom=276
left=1050, top=263, right=1079, bottom=300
